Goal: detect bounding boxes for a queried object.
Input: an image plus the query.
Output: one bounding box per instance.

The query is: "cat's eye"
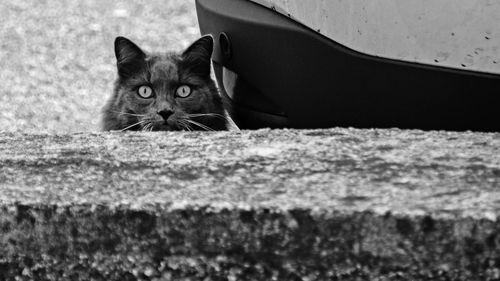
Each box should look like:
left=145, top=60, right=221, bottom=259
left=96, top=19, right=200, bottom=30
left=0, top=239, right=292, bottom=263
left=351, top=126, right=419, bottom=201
left=137, top=85, right=153, bottom=99
left=176, top=85, right=191, bottom=98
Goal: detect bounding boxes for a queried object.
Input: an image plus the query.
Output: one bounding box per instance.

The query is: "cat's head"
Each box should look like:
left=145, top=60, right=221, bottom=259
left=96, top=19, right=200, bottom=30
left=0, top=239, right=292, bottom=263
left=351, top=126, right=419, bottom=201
left=101, top=35, right=226, bottom=131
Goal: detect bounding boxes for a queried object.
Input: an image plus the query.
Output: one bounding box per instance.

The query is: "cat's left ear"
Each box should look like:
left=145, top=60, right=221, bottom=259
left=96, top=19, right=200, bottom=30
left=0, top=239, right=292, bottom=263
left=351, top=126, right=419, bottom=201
left=182, top=35, right=214, bottom=77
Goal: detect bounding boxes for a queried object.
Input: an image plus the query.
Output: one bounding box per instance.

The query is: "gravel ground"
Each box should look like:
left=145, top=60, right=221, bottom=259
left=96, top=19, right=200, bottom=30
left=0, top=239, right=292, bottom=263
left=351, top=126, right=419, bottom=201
left=0, top=0, right=199, bottom=133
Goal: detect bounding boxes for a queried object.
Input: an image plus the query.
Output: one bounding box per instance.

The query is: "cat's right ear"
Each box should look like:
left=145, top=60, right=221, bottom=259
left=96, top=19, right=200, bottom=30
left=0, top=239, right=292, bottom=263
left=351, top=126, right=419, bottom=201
left=114, top=36, right=146, bottom=78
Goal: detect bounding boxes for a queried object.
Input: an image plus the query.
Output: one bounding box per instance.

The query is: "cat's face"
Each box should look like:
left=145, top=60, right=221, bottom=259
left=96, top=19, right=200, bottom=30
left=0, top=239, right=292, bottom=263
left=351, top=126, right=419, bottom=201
left=102, top=36, right=226, bottom=131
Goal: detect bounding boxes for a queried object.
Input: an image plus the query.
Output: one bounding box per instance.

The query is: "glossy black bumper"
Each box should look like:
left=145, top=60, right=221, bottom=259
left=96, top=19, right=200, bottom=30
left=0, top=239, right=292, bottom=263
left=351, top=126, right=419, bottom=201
left=196, top=0, right=500, bottom=131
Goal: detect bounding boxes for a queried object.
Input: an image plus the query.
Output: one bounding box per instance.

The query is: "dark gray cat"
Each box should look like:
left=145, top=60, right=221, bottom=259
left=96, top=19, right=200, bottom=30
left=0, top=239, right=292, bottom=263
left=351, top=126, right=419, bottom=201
left=101, top=35, right=227, bottom=131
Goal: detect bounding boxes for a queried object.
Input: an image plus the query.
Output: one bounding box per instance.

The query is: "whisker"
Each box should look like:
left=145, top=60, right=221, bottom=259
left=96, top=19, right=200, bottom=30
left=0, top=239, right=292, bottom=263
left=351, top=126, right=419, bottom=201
left=185, top=119, right=215, bottom=131
left=111, top=110, right=146, bottom=117
left=178, top=120, right=193, bottom=132
left=186, top=113, right=229, bottom=122
left=177, top=120, right=187, bottom=131
left=120, top=120, right=149, bottom=131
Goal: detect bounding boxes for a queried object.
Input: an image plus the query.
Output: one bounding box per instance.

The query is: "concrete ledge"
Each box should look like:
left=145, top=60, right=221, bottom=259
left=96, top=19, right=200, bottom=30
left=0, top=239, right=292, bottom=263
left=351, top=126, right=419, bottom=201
left=0, top=129, right=499, bottom=280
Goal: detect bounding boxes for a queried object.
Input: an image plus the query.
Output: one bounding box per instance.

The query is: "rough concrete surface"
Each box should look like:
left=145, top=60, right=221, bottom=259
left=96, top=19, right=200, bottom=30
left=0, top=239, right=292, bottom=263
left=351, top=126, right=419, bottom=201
left=0, top=128, right=499, bottom=280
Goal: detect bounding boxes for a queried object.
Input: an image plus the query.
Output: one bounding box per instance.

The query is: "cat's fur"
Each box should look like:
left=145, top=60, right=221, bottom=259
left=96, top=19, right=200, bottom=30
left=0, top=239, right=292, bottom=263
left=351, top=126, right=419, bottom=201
left=101, top=35, right=227, bottom=131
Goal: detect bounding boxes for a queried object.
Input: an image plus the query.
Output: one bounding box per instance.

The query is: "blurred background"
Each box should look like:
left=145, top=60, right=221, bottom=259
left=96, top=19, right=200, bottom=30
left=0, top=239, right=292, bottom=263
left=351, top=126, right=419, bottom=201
left=0, top=0, right=199, bottom=133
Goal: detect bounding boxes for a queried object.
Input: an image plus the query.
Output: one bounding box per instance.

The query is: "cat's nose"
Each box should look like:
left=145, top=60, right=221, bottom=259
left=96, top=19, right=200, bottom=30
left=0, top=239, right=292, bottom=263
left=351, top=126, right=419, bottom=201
left=157, top=109, right=174, bottom=121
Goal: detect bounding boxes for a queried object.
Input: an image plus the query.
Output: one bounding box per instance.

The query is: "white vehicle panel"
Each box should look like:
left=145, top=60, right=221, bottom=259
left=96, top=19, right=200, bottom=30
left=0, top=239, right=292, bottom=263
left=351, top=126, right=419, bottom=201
left=250, top=0, right=500, bottom=74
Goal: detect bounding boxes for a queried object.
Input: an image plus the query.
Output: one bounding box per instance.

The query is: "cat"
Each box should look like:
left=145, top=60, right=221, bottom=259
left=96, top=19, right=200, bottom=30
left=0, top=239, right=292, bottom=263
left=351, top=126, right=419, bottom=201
left=101, top=35, right=227, bottom=131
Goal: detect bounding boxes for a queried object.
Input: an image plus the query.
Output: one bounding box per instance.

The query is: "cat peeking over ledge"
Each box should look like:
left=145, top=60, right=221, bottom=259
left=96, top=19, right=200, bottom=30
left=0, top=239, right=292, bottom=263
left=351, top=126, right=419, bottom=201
left=101, top=35, right=228, bottom=131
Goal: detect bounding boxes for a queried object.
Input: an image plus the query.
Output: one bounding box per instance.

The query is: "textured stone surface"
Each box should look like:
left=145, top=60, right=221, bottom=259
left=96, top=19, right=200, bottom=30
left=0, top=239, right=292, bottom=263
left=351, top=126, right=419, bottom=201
left=0, top=128, right=499, bottom=280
